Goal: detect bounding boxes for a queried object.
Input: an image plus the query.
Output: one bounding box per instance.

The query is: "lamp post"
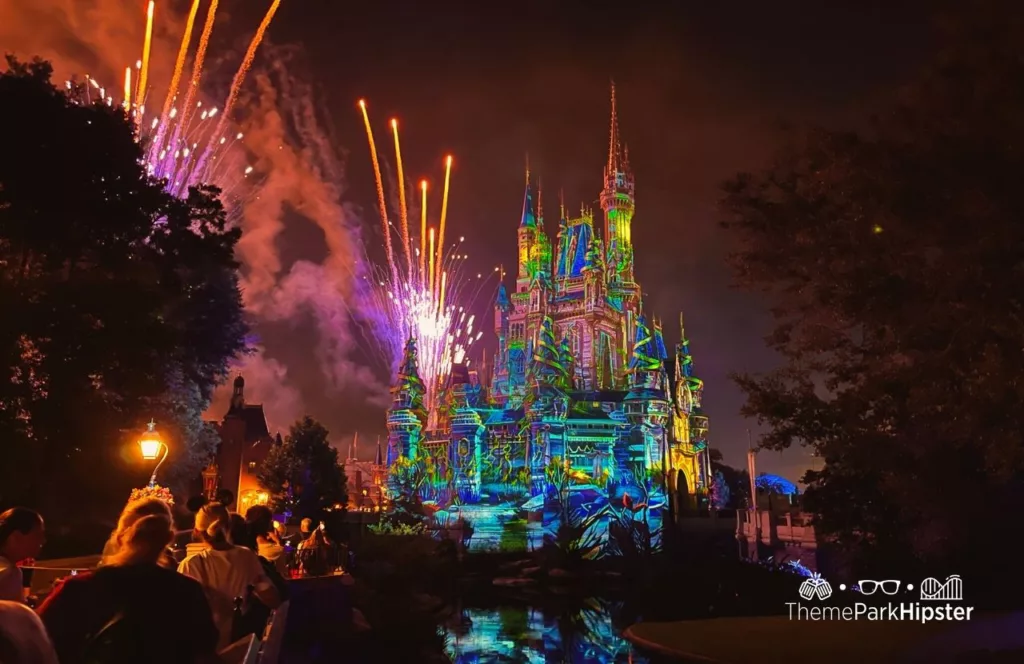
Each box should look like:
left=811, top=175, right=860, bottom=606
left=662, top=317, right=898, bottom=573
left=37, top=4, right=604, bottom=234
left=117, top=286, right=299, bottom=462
left=747, top=432, right=759, bottom=562
left=139, top=419, right=168, bottom=488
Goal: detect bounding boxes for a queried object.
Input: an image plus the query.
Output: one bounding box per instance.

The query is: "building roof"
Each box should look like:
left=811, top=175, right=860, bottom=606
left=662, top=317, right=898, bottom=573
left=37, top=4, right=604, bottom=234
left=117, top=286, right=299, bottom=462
left=225, top=404, right=271, bottom=443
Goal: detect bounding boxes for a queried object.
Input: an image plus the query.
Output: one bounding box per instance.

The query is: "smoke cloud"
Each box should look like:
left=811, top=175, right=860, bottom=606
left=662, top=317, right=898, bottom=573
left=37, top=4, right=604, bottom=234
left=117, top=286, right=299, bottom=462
left=3, top=0, right=389, bottom=438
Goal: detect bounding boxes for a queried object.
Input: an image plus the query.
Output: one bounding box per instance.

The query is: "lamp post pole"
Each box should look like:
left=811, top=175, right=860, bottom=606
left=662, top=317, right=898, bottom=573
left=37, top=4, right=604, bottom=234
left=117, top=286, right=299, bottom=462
left=747, top=430, right=759, bottom=562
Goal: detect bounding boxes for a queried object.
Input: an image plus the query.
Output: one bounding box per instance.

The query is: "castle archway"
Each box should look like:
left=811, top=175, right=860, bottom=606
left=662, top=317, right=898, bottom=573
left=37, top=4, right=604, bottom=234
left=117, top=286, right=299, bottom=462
left=675, top=468, right=696, bottom=515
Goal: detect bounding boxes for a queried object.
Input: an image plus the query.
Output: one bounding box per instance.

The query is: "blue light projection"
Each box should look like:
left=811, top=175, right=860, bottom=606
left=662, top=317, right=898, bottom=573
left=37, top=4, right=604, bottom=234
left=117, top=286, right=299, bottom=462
left=755, top=473, right=799, bottom=496
left=445, top=604, right=653, bottom=663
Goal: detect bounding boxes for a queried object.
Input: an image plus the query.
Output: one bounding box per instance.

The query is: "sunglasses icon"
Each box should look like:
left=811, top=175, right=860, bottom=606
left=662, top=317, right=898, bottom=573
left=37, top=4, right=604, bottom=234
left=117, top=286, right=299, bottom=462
left=858, top=580, right=901, bottom=595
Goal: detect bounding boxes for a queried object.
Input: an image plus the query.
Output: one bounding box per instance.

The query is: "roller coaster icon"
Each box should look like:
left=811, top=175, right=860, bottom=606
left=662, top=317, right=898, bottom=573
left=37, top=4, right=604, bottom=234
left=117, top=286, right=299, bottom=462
left=920, top=575, right=963, bottom=601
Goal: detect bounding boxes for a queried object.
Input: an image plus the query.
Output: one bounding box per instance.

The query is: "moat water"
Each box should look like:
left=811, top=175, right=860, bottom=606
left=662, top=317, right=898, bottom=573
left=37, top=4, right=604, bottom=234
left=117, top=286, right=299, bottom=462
left=444, top=600, right=671, bottom=663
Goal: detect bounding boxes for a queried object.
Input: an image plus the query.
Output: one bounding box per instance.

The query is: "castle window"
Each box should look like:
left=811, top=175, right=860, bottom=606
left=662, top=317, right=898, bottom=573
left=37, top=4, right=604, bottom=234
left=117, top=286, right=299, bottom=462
left=248, top=461, right=257, bottom=472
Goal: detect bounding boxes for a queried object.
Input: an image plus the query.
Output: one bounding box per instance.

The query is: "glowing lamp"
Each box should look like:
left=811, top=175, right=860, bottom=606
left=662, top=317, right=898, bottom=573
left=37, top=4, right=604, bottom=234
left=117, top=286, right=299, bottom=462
left=139, top=430, right=162, bottom=459
left=138, top=420, right=168, bottom=488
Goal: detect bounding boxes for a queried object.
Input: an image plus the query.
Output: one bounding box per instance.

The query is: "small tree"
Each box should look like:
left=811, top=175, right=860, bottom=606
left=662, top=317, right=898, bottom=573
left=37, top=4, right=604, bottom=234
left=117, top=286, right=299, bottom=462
left=258, top=416, right=347, bottom=521
left=710, top=471, right=731, bottom=510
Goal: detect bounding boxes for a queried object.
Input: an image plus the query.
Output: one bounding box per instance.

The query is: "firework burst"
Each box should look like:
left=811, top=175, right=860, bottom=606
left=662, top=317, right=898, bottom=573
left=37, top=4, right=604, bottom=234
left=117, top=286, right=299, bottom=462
left=68, top=0, right=280, bottom=208
left=357, top=102, right=497, bottom=422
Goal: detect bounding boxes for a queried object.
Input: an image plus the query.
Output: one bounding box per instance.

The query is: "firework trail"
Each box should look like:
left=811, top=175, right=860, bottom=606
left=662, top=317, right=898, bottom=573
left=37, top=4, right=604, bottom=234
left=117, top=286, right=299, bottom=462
left=70, top=0, right=279, bottom=207
left=357, top=101, right=497, bottom=421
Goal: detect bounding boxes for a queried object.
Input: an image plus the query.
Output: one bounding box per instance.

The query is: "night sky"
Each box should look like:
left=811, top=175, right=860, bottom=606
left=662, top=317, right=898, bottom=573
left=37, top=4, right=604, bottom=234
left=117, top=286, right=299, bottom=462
left=4, top=0, right=938, bottom=480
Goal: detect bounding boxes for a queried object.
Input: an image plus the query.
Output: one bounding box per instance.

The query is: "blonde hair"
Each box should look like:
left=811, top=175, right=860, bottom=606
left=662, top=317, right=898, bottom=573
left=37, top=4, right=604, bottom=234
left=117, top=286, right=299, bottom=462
left=194, top=502, right=231, bottom=546
left=102, top=497, right=173, bottom=565
left=108, top=515, right=174, bottom=565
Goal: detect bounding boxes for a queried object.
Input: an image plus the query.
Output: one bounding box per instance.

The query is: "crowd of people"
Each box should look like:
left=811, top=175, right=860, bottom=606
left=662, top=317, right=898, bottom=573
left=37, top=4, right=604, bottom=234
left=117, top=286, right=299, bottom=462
left=0, top=498, right=339, bottom=664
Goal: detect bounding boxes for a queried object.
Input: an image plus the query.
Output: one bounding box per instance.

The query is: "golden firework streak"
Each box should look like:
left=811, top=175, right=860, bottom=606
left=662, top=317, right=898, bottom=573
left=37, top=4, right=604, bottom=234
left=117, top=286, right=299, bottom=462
left=359, top=100, right=398, bottom=282
left=123, top=67, right=132, bottom=112
left=214, top=0, right=280, bottom=134
left=420, top=180, right=428, bottom=290
left=435, top=155, right=452, bottom=296
left=174, top=0, right=219, bottom=143
left=157, top=0, right=201, bottom=129
left=136, top=1, right=155, bottom=114
left=428, top=227, right=436, bottom=299
left=391, top=119, right=413, bottom=279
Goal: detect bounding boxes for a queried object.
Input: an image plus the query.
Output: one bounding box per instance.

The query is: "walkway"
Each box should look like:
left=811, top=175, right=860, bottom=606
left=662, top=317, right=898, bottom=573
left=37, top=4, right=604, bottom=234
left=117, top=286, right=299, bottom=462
left=625, top=613, right=1024, bottom=663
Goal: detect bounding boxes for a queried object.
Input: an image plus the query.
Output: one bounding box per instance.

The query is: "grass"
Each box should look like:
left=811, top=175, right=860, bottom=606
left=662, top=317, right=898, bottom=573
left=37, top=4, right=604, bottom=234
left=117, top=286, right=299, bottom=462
left=625, top=616, right=951, bottom=663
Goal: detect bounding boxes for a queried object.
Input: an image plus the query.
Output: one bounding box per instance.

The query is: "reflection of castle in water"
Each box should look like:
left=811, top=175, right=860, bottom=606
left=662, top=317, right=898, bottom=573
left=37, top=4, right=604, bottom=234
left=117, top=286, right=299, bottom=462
left=446, top=604, right=648, bottom=664
left=385, top=86, right=712, bottom=552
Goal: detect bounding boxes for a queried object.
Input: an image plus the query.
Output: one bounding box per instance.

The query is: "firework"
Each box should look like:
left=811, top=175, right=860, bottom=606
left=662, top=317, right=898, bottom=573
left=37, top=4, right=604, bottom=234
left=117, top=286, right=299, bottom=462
left=69, top=0, right=280, bottom=207
left=357, top=101, right=494, bottom=421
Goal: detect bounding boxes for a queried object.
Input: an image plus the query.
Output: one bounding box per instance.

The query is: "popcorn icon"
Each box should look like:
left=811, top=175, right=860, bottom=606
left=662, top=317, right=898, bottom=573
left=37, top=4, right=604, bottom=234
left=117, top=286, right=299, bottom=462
left=798, top=573, right=833, bottom=601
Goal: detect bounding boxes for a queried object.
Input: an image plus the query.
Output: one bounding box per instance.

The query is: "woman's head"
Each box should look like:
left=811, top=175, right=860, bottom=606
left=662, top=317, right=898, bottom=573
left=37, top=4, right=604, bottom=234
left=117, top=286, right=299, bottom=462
left=194, top=502, right=231, bottom=546
left=228, top=513, right=253, bottom=549
left=245, top=505, right=274, bottom=537
left=103, top=498, right=173, bottom=565
left=107, top=514, right=174, bottom=565
left=0, top=508, right=45, bottom=562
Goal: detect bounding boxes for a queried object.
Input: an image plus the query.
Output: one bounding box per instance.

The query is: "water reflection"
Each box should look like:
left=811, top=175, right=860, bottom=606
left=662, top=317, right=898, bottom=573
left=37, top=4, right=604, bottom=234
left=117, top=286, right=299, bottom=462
left=445, top=600, right=652, bottom=663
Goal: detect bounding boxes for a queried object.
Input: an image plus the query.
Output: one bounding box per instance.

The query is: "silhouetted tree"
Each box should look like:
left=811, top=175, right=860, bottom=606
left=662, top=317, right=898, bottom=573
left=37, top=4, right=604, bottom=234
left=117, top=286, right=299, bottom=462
left=720, top=1, right=1024, bottom=587
left=0, top=58, right=248, bottom=527
left=258, top=416, right=347, bottom=521
left=710, top=471, right=731, bottom=510
left=709, top=449, right=749, bottom=509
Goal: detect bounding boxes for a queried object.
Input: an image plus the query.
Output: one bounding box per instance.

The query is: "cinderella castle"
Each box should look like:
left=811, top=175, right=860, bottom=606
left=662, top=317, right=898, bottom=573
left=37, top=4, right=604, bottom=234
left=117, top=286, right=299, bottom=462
left=386, top=85, right=711, bottom=548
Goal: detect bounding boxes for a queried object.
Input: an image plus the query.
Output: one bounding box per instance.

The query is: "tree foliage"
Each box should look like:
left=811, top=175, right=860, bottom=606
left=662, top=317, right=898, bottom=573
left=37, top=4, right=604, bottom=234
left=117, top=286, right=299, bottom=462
left=720, top=2, right=1024, bottom=581
left=710, top=471, right=731, bottom=510
left=0, top=58, right=248, bottom=522
left=257, top=416, right=347, bottom=521
left=709, top=448, right=749, bottom=509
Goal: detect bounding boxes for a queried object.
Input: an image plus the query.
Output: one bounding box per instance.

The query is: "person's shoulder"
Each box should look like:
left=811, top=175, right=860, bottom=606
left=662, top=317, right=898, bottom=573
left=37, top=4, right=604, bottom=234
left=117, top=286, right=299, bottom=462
left=0, top=599, right=42, bottom=621
left=51, top=570, right=96, bottom=592
left=158, top=565, right=205, bottom=593
left=228, top=545, right=260, bottom=559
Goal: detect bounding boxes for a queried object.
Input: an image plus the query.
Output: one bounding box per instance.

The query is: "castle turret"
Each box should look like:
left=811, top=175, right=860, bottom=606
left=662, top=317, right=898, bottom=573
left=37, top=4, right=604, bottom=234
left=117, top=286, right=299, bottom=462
left=624, top=313, right=671, bottom=473
left=600, top=82, right=636, bottom=287
left=386, top=337, right=427, bottom=463
left=516, top=175, right=538, bottom=293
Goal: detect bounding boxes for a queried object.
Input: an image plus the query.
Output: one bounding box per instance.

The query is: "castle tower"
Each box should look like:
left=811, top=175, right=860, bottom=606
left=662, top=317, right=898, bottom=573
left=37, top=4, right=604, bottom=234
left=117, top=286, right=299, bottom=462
left=516, top=173, right=539, bottom=293
left=491, top=282, right=512, bottom=400
left=599, top=82, right=636, bottom=287
left=623, top=313, right=671, bottom=474
left=663, top=311, right=712, bottom=508
left=386, top=337, right=427, bottom=463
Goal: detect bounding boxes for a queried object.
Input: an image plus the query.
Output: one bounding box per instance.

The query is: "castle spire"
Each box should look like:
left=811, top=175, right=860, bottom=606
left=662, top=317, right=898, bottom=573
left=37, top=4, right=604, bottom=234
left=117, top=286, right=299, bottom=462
left=374, top=435, right=383, bottom=466
left=537, top=177, right=544, bottom=228
left=519, top=178, right=536, bottom=229
left=608, top=80, right=620, bottom=176
left=629, top=313, right=661, bottom=372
